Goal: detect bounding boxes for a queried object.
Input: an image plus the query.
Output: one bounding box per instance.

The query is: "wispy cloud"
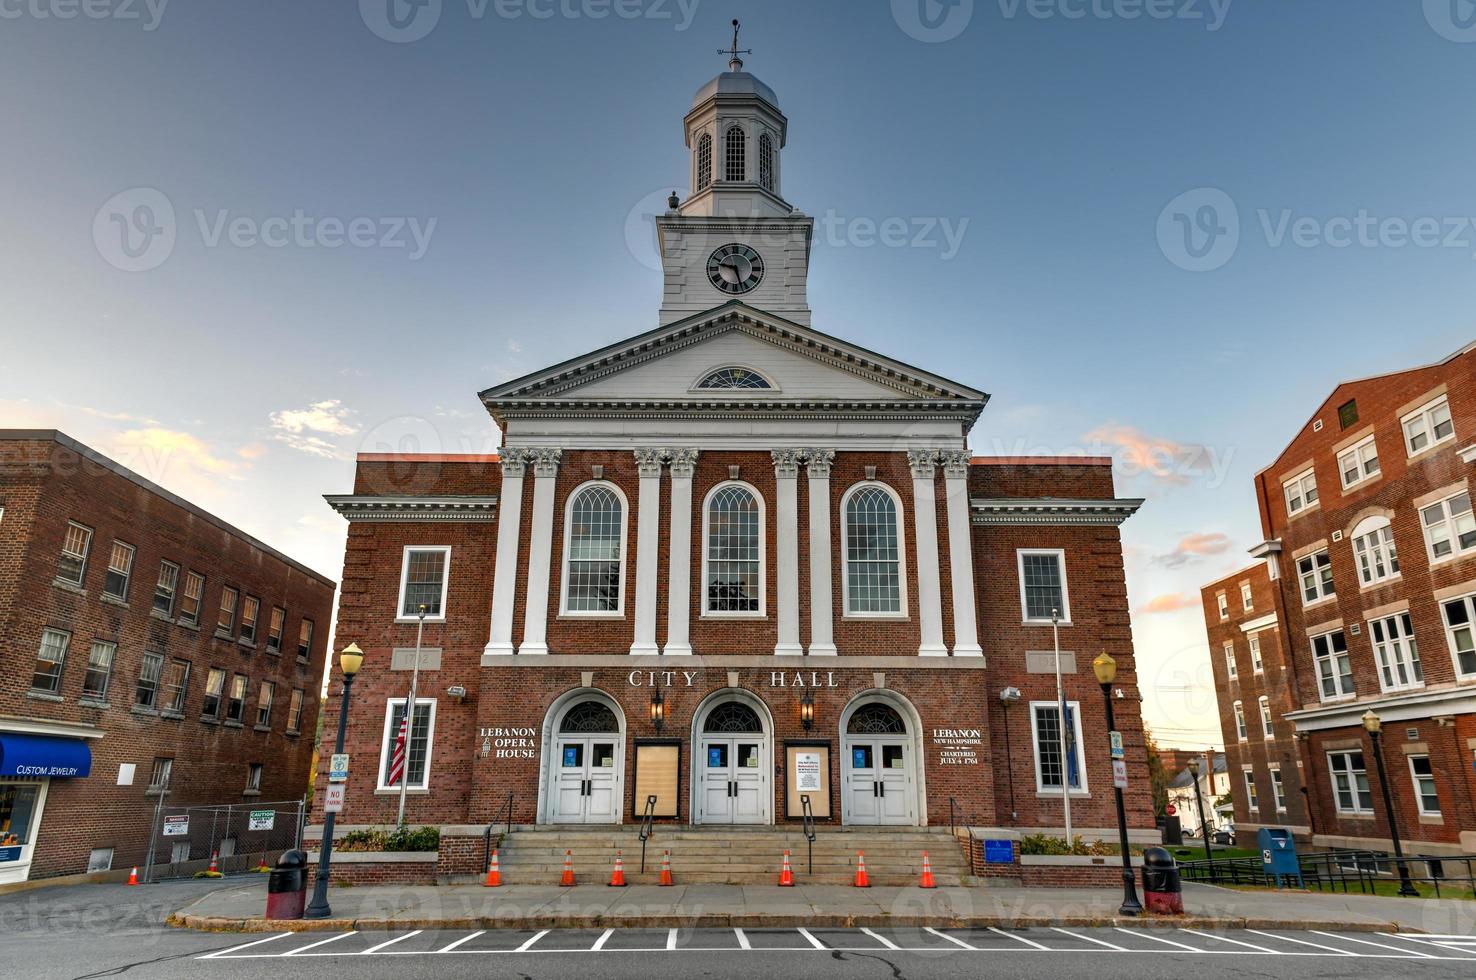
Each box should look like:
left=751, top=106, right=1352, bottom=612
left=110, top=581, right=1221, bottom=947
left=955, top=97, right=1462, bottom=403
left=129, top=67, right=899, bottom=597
left=269, top=399, right=358, bottom=458
left=1138, top=593, right=1201, bottom=615
left=1082, top=424, right=1233, bottom=488
left=58, top=402, right=161, bottom=426
left=1153, top=532, right=1234, bottom=568
left=108, top=426, right=248, bottom=486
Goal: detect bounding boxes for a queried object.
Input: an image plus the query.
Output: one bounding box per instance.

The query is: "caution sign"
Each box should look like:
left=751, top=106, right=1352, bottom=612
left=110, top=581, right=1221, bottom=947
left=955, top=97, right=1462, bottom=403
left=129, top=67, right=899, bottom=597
left=162, top=815, right=189, bottom=837
left=248, top=810, right=275, bottom=832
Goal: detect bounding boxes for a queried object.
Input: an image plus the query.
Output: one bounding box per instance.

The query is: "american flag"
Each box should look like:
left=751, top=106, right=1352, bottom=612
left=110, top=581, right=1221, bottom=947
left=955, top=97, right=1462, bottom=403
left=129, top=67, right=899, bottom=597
left=386, top=717, right=409, bottom=786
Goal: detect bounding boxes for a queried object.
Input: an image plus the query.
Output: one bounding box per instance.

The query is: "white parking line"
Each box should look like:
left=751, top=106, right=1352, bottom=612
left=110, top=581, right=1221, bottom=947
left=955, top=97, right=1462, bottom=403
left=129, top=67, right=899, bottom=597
left=666, top=929, right=678, bottom=951
left=734, top=928, right=751, bottom=950
left=362, top=930, right=422, bottom=954
left=591, top=929, right=615, bottom=951
left=1179, top=929, right=1279, bottom=954
left=860, top=928, right=900, bottom=950
left=1312, top=932, right=1436, bottom=958
left=284, top=932, right=358, bottom=956
left=437, top=931, right=484, bottom=953
left=1119, top=928, right=1202, bottom=952
left=796, top=928, right=826, bottom=949
left=1245, top=930, right=1354, bottom=955
left=1377, top=933, right=1476, bottom=955
left=988, top=927, right=1048, bottom=950
left=925, top=927, right=976, bottom=950
left=515, top=930, right=550, bottom=952
left=1052, top=927, right=1125, bottom=951
left=200, top=933, right=292, bottom=958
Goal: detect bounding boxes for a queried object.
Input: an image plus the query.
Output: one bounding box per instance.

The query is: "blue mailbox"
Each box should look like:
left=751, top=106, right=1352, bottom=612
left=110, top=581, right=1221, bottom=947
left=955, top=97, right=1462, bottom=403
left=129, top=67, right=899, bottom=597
left=1257, top=828, right=1303, bottom=887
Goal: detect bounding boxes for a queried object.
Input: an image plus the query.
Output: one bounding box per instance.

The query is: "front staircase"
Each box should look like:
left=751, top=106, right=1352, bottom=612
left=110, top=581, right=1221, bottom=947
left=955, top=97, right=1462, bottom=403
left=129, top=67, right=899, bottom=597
left=473, top=825, right=974, bottom=886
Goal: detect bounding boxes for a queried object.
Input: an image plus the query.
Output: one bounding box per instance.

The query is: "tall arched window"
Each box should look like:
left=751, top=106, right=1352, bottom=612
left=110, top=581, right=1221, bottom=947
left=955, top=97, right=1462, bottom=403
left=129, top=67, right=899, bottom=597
left=843, top=484, right=905, bottom=615
left=724, top=125, right=745, bottom=182
left=696, top=132, right=713, bottom=191
left=562, top=483, right=625, bottom=614
left=758, top=133, right=774, bottom=191
left=1351, top=515, right=1400, bottom=586
left=705, top=483, right=762, bottom=614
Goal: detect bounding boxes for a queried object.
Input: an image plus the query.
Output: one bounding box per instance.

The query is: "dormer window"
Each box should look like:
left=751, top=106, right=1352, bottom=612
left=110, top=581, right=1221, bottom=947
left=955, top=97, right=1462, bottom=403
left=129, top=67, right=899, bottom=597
left=695, top=367, right=772, bottom=390
left=725, top=125, right=745, bottom=181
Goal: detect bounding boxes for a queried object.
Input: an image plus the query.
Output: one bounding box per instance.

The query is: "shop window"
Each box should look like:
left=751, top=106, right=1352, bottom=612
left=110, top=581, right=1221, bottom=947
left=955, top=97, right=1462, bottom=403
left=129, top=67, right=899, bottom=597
left=0, top=785, right=41, bottom=845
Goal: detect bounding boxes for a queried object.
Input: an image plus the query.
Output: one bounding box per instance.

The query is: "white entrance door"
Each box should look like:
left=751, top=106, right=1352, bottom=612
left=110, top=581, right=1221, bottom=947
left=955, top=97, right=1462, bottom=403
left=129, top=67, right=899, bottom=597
left=694, top=700, right=770, bottom=824
left=552, top=737, right=620, bottom=823
left=842, top=701, right=916, bottom=826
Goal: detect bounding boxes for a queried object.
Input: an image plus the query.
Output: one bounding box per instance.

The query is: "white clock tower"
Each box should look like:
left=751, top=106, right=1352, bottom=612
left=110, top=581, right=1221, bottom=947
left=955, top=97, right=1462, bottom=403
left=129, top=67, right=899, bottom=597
left=656, top=22, right=813, bottom=326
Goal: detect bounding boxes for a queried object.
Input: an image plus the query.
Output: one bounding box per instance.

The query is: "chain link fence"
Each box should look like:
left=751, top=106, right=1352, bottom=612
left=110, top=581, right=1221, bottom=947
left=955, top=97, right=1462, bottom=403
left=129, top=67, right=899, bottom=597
left=144, top=798, right=305, bottom=882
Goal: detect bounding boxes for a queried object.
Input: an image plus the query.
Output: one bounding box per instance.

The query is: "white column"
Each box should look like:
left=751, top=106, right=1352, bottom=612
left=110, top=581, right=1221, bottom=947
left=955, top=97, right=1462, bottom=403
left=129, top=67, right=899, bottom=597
left=942, top=451, right=983, bottom=658
left=805, top=449, right=836, bottom=656
left=909, top=450, right=948, bottom=658
left=482, top=449, right=527, bottom=662
left=772, top=449, right=804, bottom=657
left=663, top=448, right=699, bottom=656
left=516, top=448, right=561, bottom=655
left=630, top=449, right=664, bottom=656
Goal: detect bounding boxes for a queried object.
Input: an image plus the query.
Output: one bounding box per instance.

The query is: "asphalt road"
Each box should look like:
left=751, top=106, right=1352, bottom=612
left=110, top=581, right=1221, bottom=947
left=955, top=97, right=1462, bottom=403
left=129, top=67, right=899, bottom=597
left=4, top=880, right=1476, bottom=980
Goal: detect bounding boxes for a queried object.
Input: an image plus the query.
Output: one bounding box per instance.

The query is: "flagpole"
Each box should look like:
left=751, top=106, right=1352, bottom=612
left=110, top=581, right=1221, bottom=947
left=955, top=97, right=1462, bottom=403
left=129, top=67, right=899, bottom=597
left=1053, top=608, right=1073, bottom=844
left=397, top=605, right=427, bottom=828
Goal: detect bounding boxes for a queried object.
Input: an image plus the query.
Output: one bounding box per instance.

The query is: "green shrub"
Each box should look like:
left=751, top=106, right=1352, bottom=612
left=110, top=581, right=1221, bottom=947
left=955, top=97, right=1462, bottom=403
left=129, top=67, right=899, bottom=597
left=1019, top=833, right=1115, bottom=856
left=337, top=826, right=440, bottom=853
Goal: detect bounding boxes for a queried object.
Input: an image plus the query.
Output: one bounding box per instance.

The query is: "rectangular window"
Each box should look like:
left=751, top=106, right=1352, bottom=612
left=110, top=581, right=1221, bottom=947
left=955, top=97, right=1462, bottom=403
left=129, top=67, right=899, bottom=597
left=1312, top=629, right=1355, bottom=700
left=1370, top=612, right=1423, bottom=692
left=1408, top=755, right=1440, bottom=816
left=217, top=587, right=238, bottom=633
left=103, top=541, right=135, bottom=600
left=31, top=628, right=70, bottom=694
left=178, top=572, right=204, bottom=626
left=266, top=607, right=285, bottom=653
left=1297, top=549, right=1335, bottom=605
left=1243, top=769, right=1259, bottom=811
left=226, top=673, right=248, bottom=722
left=1283, top=469, right=1319, bottom=516
left=239, top=596, right=259, bottom=642
left=162, top=659, right=190, bottom=713
left=1249, top=635, right=1264, bottom=673
left=1030, top=701, right=1085, bottom=792
left=1421, top=491, right=1476, bottom=564
left=245, top=763, right=263, bottom=794
left=256, top=681, right=275, bottom=727
left=1439, top=594, right=1476, bottom=679
left=1337, top=435, right=1381, bottom=489
left=1353, top=522, right=1400, bottom=586
left=378, top=699, right=436, bottom=790
left=1018, top=549, right=1069, bottom=623
left=58, top=521, right=92, bottom=585
left=1223, top=642, right=1237, bottom=679
left=297, top=619, right=314, bottom=660
left=135, top=651, right=164, bottom=708
left=81, top=640, right=116, bottom=700
left=1402, top=394, right=1455, bottom=456
left=1233, top=701, right=1247, bottom=740
left=202, top=668, right=226, bottom=720
left=1328, top=751, right=1374, bottom=814
left=1217, top=592, right=1229, bottom=619
left=398, top=547, right=450, bottom=619
left=1338, top=398, right=1359, bottom=430
left=287, top=689, right=304, bottom=732
left=1258, top=696, right=1274, bottom=737
left=1270, top=767, right=1287, bottom=812
left=153, top=561, right=179, bottom=615
left=1240, top=582, right=1253, bottom=611
left=148, top=758, right=173, bottom=792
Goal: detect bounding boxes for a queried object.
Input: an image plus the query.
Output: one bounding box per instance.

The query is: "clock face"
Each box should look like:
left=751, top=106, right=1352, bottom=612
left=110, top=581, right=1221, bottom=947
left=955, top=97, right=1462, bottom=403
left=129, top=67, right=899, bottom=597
left=707, top=243, right=765, bottom=295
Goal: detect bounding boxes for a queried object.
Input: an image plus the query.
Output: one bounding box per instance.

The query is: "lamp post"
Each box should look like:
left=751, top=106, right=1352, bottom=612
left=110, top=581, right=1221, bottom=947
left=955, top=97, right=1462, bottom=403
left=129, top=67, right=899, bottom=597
left=649, top=689, right=665, bottom=733
left=800, top=689, right=815, bottom=731
left=304, top=643, right=364, bottom=920
left=1187, top=756, right=1214, bottom=879
left=1093, top=652, right=1142, bottom=917
left=1363, top=710, right=1419, bottom=897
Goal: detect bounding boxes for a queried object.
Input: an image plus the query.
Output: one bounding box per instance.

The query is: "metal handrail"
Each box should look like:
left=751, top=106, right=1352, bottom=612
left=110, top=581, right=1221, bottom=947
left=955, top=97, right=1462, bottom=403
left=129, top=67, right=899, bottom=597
left=637, top=795, right=657, bottom=873
left=1178, top=848, right=1476, bottom=897
left=800, top=794, right=817, bottom=875
left=948, top=797, right=986, bottom=874
left=483, top=792, right=514, bottom=874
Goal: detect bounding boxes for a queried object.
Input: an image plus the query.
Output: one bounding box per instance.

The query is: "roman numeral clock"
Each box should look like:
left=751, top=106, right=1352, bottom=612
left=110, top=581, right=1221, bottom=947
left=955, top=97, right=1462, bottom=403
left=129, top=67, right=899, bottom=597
left=707, top=243, right=765, bottom=295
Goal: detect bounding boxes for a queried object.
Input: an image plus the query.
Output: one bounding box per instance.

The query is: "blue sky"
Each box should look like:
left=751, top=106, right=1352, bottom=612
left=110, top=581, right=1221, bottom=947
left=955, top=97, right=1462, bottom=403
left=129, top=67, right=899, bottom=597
left=4, top=1, right=1474, bottom=747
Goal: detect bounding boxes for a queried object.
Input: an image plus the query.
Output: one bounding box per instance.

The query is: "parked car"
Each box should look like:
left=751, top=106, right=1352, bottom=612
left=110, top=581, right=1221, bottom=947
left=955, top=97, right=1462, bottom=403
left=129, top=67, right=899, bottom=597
left=1212, top=824, right=1236, bottom=846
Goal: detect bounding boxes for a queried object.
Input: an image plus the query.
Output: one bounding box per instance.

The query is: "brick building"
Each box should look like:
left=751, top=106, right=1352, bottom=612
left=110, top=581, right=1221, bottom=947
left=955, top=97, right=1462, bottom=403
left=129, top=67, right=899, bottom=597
left=0, top=431, right=335, bottom=882
left=1202, top=341, right=1476, bottom=854
left=310, top=57, right=1154, bottom=860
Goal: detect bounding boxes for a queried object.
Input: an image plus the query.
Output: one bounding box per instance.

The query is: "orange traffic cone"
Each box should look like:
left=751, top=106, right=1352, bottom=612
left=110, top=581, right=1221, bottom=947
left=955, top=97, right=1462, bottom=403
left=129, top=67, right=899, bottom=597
left=560, top=849, right=575, bottom=887
left=853, top=851, right=870, bottom=888
left=608, top=850, right=627, bottom=887
left=125, top=867, right=139, bottom=886
left=484, top=849, right=502, bottom=887
left=778, top=849, right=794, bottom=887
left=659, top=850, right=674, bottom=887
left=208, top=851, right=219, bottom=874
left=918, top=851, right=936, bottom=889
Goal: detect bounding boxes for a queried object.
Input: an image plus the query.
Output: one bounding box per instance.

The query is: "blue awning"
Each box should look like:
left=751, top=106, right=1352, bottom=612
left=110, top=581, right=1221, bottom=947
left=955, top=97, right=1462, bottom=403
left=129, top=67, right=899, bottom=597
left=0, top=733, right=92, bottom=778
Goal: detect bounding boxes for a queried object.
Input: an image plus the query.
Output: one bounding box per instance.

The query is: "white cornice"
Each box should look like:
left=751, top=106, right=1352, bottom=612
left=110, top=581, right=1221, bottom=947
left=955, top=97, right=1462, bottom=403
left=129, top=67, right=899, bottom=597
left=1284, top=685, right=1476, bottom=731
left=1240, top=613, right=1280, bottom=634
left=323, top=495, right=499, bottom=522
left=0, top=716, right=105, bottom=740
left=969, top=498, right=1144, bottom=526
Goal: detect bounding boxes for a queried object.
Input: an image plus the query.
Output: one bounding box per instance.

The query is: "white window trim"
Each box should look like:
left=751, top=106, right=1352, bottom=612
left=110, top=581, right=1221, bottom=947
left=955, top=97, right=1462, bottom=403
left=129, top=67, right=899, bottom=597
left=1337, top=434, right=1381, bottom=491
left=1269, top=764, right=1288, bottom=813
left=558, top=480, right=629, bottom=618
left=1249, top=634, right=1264, bottom=674
left=1028, top=700, right=1089, bottom=796
left=1421, top=490, right=1476, bottom=566
left=396, top=545, right=451, bottom=623
left=839, top=481, right=910, bottom=620
left=699, top=480, right=767, bottom=618
left=1223, top=641, right=1238, bottom=679
left=1233, top=700, right=1247, bottom=741
left=1217, top=591, right=1229, bottom=620
left=1441, top=592, right=1476, bottom=680
left=1258, top=695, right=1274, bottom=738
left=1240, top=582, right=1253, bottom=612
left=1402, top=394, right=1454, bottom=458
left=1351, top=516, right=1400, bottom=588
left=1328, top=750, right=1373, bottom=815
left=1242, top=767, right=1259, bottom=810
left=376, top=697, right=437, bottom=792
left=1407, top=754, right=1441, bottom=817
left=1017, top=548, right=1071, bottom=625
left=1297, top=548, right=1335, bottom=607
left=1369, top=612, right=1423, bottom=693
left=1283, top=468, right=1319, bottom=518
left=59, top=521, right=92, bottom=585
left=1311, top=629, right=1356, bottom=703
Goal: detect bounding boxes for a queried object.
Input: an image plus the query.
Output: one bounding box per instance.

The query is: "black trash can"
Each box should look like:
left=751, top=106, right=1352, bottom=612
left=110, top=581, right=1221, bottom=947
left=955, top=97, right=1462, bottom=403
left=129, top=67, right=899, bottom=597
left=1140, top=847, right=1183, bottom=915
left=266, top=850, right=309, bottom=920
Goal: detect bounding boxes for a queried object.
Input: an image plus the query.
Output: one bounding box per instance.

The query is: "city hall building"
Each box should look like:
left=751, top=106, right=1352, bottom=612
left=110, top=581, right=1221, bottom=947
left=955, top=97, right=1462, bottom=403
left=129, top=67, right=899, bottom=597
left=315, top=55, right=1151, bottom=859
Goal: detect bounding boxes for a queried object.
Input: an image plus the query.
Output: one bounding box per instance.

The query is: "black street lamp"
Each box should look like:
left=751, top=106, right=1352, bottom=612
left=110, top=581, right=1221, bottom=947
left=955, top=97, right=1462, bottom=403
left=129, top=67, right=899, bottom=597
left=1186, top=756, right=1214, bottom=879
left=649, top=689, right=665, bottom=733
left=799, top=689, right=815, bottom=731
left=1363, top=710, right=1419, bottom=897
left=1092, top=652, right=1142, bottom=916
left=304, top=643, right=364, bottom=920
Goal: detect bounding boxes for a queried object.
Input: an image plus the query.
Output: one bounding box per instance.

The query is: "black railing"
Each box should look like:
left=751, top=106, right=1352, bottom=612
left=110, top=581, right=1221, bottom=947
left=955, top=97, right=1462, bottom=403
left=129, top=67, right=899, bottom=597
left=637, top=795, right=657, bottom=874
left=1178, top=848, right=1476, bottom=898
left=483, top=792, right=514, bottom=874
left=948, top=797, right=983, bottom=874
left=800, top=794, right=817, bottom=875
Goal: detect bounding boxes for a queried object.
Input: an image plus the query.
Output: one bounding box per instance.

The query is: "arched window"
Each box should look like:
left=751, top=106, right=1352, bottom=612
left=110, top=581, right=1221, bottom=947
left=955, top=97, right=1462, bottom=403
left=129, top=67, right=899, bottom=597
left=1351, top=515, right=1399, bottom=586
left=559, top=700, right=620, bottom=733
left=758, top=133, right=774, bottom=191
left=703, top=701, right=763, bottom=733
left=563, top=484, right=625, bottom=613
left=724, top=125, right=745, bottom=182
left=843, top=484, right=905, bottom=615
left=847, top=702, right=906, bottom=735
left=705, top=483, right=762, bottom=614
left=695, top=366, right=772, bottom=390
left=696, top=132, right=713, bottom=191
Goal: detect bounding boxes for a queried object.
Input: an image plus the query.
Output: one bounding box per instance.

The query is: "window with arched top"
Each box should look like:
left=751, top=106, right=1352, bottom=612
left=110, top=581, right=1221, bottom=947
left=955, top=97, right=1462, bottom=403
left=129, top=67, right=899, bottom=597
left=842, top=484, right=906, bottom=615
left=696, top=132, right=713, bottom=191
left=724, top=125, right=745, bottom=182
left=559, top=700, right=619, bottom=733
left=758, top=133, right=774, bottom=191
left=703, top=701, right=763, bottom=733
left=695, top=366, right=772, bottom=390
left=847, top=703, right=907, bottom=735
left=562, top=483, right=625, bottom=614
left=1351, top=515, right=1400, bottom=586
left=704, top=483, right=763, bottom=614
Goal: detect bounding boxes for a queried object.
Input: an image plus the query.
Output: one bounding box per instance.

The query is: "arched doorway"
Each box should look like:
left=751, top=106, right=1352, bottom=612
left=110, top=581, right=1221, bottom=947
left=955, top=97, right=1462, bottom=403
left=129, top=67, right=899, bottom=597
left=840, top=693, right=922, bottom=826
left=544, top=691, right=625, bottom=824
left=692, top=693, right=772, bottom=824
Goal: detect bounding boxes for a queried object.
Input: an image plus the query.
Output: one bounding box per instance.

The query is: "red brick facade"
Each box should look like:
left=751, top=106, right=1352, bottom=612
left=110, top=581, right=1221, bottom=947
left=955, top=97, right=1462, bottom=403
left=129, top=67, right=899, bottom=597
left=0, top=431, right=336, bottom=881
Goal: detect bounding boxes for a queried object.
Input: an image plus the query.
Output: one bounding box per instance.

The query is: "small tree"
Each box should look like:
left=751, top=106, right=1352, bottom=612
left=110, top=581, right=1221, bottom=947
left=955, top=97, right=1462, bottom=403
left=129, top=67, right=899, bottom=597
left=1143, top=725, right=1170, bottom=816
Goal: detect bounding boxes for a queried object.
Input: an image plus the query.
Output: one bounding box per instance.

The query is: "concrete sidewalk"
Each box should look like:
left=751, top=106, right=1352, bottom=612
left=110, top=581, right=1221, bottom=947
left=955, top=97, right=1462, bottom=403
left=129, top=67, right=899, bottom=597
left=168, top=880, right=1476, bottom=935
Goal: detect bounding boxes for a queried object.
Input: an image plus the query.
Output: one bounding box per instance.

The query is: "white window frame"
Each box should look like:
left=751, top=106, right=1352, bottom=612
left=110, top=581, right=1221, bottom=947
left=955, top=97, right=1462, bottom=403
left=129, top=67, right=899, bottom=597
left=1017, top=548, right=1070, bottom=625
left=1421, top=490, right=1476, bottom=565
left=32, top=628, right=71, bottom=694
left=1283, top=469, right=1319, bottom=517
left=1351, top=516, right=1400, bottom=587
left=153, top=560, right=179, bottom=616
left=396, top=545, right=451, bottom=623
left=1240, top=582, right=1253, bottom=611
left=82, top=640, right=116, bottom=701
left=1297, top=548, right=1335, bottom=606
left=1223, top=641, right=1237, bottom=679
left=376, top=697, right=437, bottom=792
left=1269, top=765, right=1287, bottom=813
left=1401, top=394, right=1455, bottom=457
left=1439, top=592, right=1476, bottom=680
left=58, top=521, right=92, bottom=585
left=1407, top=754, right=1440, bottom=817
left=1336, top=434, right=1381, bottom=490
left=1328, top=750, right=1374, bottom=815
left=840, top=482, right=910, bottom=619
left=1258, top=695, right=1274, bottom=738
left=1249, top=634, right=1264, bottom=674
left=1217, top=592, right=1229, bottom=620
left=1028, top=700, right=1088, bottom=795
left=558, top=481, right=628, bottom=618
left=1369, top=611, right=1423, bottom=692
left=700, top=480, right=766, bottom=618
left=245, top=762, right=263, bottom=794
left=103, top=541, right=135, bottom=601
left=1311, top=629, right=1355, bottom=701
left=1242, top=768, right=1259, bottom=811
left=1233, top=700, right=1247, bottom=741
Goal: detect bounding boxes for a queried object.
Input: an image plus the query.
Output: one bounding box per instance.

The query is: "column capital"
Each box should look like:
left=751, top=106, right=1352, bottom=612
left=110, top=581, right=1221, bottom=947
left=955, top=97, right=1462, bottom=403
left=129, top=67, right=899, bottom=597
left=771, top=449, right=804, bottom=479
left=499, top=448, right=530, bottom=479
left=804, top=449, right=836, bottom=479
left=634, top=448, right=665, bottom=478
left=907, top=449, right=938, bottom=480
left=527, top=447, right=563, bottom=478
left=666, top=448, right=700, bottom=479
left=940, top=450, right=971, bottom=481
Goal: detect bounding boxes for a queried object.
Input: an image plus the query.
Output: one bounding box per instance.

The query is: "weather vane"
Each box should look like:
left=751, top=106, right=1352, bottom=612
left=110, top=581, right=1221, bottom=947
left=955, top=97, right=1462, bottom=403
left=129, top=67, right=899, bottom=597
left=720, top=18, right=751, bottom=72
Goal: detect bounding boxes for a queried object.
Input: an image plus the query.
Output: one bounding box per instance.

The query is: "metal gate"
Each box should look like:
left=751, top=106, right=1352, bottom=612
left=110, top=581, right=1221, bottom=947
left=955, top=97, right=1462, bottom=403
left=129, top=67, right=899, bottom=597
left=145, top=798, right=305, bottom=881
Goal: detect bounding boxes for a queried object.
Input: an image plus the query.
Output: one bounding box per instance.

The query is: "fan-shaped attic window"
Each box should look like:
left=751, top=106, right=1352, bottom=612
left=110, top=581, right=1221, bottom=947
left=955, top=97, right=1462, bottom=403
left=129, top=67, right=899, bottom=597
left=695, top=367, right=772, bottom=390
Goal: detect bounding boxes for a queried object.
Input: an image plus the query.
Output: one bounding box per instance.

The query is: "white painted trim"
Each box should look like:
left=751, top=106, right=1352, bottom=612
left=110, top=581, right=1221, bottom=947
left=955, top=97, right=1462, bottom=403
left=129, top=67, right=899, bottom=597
left=911, top=466, right=947, bottom=658
left=1401, top=393, right=1454, bottom=458
left=1336, top=433, right=1381, bottom=491
left=1028, top=700, right=1089, bottom=796
left=518, top=461, right=560, bottom=655
left=394, top=546, right=450, bottom=624
left=558, top=481, right=630, bottom=619
left=1406, top=753, right=1441, bottom=818
left=687, top=363, right=781, bottom=394
left=376, top=697, right=437, bottom=792
left=689, top=689, right=773, bottom=825
left=699, top=481, right=767, bottom=619
left=773, top=461, right=802, bottom=656
left=838, top=690, right=925, bottom=826
left=485, top=468, right=526, bottom=658
left=630, top=468, right=659, bottom=655
left=838, top=481, right=910, bottom=620
left=945, top=470, right=981, bottom=657
left=1017, top=548, right=1071, bottom=625
left=806, top=462, right=836, bottom=656
left=537, top=688, right=626, bottom=825
left=663, top=463, right=695, bottom=656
